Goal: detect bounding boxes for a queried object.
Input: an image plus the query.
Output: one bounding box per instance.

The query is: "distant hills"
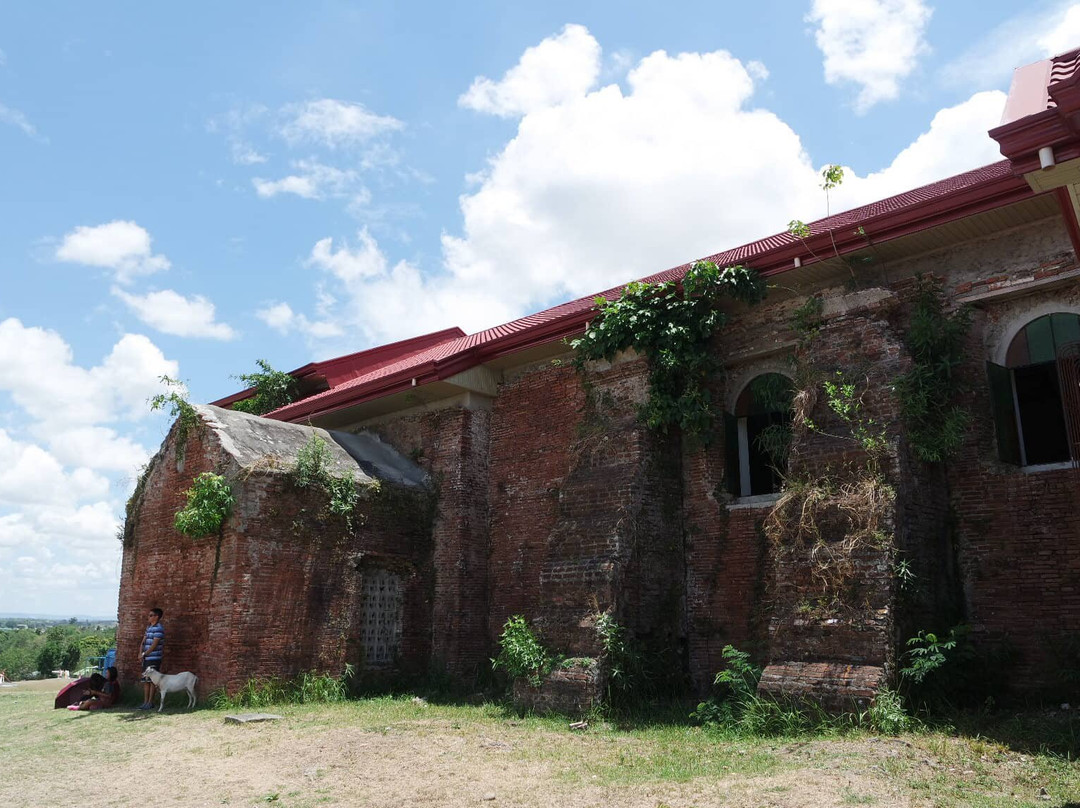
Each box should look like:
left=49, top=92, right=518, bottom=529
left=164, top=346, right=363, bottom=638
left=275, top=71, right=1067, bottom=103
left=0, top=613, right=116, bottom=622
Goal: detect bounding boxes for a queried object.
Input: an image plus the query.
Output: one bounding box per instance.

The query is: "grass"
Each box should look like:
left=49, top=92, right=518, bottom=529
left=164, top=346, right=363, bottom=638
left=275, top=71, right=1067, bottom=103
left=1, top=685, right=1079, bottom=807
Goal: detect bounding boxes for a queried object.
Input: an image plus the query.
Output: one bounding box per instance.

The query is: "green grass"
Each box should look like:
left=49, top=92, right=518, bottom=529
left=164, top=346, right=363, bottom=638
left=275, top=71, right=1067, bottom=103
left=2, top=688, right=1079, bottom=807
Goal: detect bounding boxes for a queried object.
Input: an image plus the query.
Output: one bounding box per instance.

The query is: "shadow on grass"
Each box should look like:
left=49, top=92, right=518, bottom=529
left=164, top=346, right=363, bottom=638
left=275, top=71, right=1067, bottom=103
left=922, top=709, right=1080, bottom=760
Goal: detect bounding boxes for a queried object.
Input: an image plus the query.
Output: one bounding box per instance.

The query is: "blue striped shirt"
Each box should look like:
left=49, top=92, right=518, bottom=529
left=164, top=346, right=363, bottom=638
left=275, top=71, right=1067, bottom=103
left=142, top=622, right=164, bottom=661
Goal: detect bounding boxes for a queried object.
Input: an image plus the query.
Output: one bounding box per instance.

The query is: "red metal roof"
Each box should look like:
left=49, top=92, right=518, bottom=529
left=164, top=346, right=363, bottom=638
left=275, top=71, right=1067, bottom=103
left=263, top=159, right=1033, bottom=423
left=210, top=327, right=465, bottom=409
left=991, top=47, right=1080, bottom=175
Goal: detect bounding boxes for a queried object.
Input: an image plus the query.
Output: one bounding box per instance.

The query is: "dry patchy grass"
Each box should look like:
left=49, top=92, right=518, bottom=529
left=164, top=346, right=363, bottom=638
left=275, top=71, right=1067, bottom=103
left=1, top=682, right=1078, bottom=807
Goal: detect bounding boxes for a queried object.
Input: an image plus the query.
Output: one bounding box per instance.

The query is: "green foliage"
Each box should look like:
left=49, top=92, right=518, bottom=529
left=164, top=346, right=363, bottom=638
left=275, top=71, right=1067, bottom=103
left=746, top=374, right=796, bottom=472
left=897, top=625, right=1012, bottom=710
left=894, top=278, right=972, bottom=463
left=210, top=666, right=353, bottom=708
left=492, top=615, right=550, bottom=687
left=713, top=645, right=762, bottom=701
left=595, top=613, right=657, bottom=706
left=0, top=623, right=114, bottom=680
left=791, top=295, right=824, bottom=340
left=294, top=434, right=334, bottom=488
left=821, top=164, right=844, bottom=191
left=805, top=372, right=889, bottom=459
left=787, top=219, right=811, bottom=239
left=861, top=688, right=911, bottom=734
left=901, top=626, right=967, bottom=685
left=174, top=472, right=234, bottom=537
left=230, top=359, right=299, bottom=416
left=121, top=464, right=150, bottom=546
left=35, top=626, right=81, bottom=674
left=570, top=261, right=767, bottom=441
left=149, top=375, right=198, bottom=463
left=691, top=645, right=910, bottom=736
left=292, top=434, right=375, bottom=529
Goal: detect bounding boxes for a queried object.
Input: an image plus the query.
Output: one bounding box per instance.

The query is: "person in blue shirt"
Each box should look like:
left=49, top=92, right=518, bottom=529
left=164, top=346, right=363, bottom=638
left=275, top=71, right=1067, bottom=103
left=138, top=607, right=165, bottom=710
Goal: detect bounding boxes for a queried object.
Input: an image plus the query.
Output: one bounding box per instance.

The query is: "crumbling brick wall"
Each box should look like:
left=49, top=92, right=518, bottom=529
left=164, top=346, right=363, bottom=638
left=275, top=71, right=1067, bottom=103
left=373, top=407, right=492, bottom=682
left=118, top=415, right=434, bottom=695
left=488, top=353, right=687, bottom=707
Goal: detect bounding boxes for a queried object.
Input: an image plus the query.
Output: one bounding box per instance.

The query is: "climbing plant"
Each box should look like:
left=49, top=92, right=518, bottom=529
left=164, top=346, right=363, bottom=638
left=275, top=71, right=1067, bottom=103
left=894, top=277, right=972, bottom=463
left=292, top=434, right=378, bottom=529
left=174, top=472, right=234, bottom=537
left=149, top=375, right=198, bottom=463
left=570, top=260, right=767, bottom=441
left=231, top=359, right=299, bottom=416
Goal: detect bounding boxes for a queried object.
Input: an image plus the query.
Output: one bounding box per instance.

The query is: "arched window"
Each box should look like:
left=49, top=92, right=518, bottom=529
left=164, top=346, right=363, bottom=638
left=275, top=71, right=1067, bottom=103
left=725, top=373, right=794, bottom=498
left=988, top=312, right=1080, bottom=466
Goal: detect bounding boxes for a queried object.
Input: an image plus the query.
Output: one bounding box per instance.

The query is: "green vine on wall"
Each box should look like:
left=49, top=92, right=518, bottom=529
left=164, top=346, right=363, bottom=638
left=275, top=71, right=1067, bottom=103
left=894, top=277, right=972, bottom=463
left=570, top=261, right=767, bottom=441
left=292, top=434, right=379, bottom=530
left=149, top=375, right=198, bottom=464
left=174, top=472, right=235, bottom=537
left=231, top=359, right=300, bottom=416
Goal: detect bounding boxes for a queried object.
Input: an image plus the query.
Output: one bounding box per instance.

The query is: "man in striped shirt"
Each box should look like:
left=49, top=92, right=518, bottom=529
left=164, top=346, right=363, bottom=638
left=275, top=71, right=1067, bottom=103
left=138, top=607, right=165, bottom=710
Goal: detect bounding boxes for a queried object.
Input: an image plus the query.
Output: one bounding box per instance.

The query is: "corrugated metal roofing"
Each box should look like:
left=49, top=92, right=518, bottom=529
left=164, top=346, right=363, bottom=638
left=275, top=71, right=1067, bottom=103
left=268, top=159, right=1027, bottom=422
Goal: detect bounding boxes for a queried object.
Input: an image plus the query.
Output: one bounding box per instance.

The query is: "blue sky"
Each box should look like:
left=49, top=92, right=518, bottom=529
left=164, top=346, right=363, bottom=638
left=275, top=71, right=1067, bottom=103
left=1, top=0, right=1078, bottom=616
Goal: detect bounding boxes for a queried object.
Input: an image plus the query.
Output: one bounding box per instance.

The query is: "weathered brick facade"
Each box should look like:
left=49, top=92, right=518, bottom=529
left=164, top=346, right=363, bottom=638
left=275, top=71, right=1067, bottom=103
left=118, top=408, right=433, bottom=695
left=120, top=211, right=1080, bottom=708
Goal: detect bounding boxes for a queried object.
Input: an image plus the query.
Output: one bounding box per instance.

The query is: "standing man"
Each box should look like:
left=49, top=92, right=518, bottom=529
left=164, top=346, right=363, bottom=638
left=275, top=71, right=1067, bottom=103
left=138, top=607, right=165, bottom=710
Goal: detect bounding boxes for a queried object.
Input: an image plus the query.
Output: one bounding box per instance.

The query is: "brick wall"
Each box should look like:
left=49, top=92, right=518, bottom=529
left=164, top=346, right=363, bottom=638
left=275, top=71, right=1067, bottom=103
left=946, top=282, right=1080, bottom=695
left=487, top=355, right=686, bottom=704
left=118, top=418, right=434, bottom=695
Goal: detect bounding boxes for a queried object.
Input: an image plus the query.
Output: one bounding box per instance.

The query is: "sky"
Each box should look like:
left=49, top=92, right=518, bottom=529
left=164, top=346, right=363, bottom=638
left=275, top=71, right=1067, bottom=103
left=1, top=0, right=1078, bottom=617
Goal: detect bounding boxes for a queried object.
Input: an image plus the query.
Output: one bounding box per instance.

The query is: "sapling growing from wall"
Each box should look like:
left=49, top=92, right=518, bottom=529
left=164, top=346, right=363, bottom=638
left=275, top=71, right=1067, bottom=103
left=174, top=472, right=234, bottom=537
left=292, top=434, right=378, bottom=529
left=231, top=359, right=299, bottom=416
left=493, top=615, right=550, bottom=687
left=149, top=375, right=198, bottom=463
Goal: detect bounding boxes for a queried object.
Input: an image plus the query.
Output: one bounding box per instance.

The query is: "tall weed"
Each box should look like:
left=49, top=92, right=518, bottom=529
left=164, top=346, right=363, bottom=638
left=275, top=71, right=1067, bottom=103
left=210, top=666, right=352, bottom=709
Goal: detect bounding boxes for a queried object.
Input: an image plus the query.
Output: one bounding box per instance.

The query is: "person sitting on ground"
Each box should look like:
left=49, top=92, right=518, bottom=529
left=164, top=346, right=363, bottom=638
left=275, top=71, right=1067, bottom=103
left=72, top=667, right=119, bottom=711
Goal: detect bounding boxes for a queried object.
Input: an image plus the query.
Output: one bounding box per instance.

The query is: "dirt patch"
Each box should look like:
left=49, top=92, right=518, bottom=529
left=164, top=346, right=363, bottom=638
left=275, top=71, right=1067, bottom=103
left=0, top=692, right=1076, bottom=808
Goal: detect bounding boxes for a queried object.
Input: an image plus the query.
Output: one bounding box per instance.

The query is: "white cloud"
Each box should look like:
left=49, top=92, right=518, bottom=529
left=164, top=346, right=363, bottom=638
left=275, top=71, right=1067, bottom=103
left=231, top=141, right=268, bottom=165
left=0, top=318, right=178, bottom=428
left=253, top=174, right=320, bottom=199
left=1037, top=4, right=1080, bottom=55
left=39, top=426, right=151, bottom=474
left=0, top=102, right=37, bottom=138
left=0, top=500, right=122, bottom=615
left=942, top=2, right=1080, bottom=90
left=807, top=0, right=932, bottom=112
left=459, top=24, right=602, bottom=117
left=829, top=90, right=1008, bottom=208
left=111, top=287, right=237, bottom=340
left=252, top=160, right=361, bottom=200
left=279, top=99, right=403, bottom=149
left=0, top=430, right=110, bottom=507
left=255, top=300, right=344, bottom=339
left=306, top=231, right=389, bottom=283
left=0, top=319, right=179, bottom=614
left=264, top=27, right=1009, bottom=352
left=55, top=220, right=170, bottom=284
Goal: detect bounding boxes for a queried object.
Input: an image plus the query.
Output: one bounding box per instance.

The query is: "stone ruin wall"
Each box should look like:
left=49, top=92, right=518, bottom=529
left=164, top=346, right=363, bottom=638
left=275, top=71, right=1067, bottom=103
left=119, top=213, right=1080, bottom=705
left=118, top=417, right=435, bottom=696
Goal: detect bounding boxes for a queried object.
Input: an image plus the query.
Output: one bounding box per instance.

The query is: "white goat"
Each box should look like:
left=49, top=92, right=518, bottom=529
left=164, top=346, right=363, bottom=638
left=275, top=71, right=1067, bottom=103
left=142, top=667, right=198, bottom=712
